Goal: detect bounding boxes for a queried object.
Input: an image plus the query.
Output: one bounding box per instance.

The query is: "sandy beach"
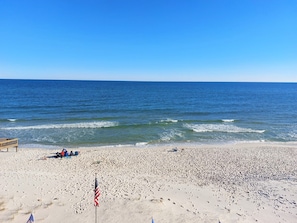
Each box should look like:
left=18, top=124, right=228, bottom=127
left=1, top=142, right=297, bottom=223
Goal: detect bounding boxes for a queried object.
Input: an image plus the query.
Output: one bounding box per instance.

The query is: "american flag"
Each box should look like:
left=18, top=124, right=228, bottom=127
left=94, top=176, right=100, bottom=206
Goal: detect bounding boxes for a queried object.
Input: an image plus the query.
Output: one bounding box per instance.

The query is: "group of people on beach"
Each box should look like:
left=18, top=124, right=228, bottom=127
left=56, top=148, right=79, bottom=158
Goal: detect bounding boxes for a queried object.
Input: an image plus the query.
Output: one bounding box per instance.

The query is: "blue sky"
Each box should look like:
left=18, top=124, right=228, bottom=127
left=0, top=0, right=296, bottom=82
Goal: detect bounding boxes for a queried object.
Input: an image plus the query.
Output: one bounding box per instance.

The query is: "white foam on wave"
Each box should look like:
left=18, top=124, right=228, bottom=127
left=288, top=132, right=297, bottom=139
left=184, top=123, right=265, bottom=133
left=1, top=121, right=118, bottom=130
left=222, top=119, right=235, bottom=122
left=136, top=142, right=149, bottom=146
left=159, top=118, right=178, bottom=123
left=8, top=119, right=17, bottom=122
left=160, top=129, right=183, bottom=142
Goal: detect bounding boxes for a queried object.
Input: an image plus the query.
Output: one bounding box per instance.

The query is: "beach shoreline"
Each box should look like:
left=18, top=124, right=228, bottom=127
left=1, top=142, right=297, bottom=222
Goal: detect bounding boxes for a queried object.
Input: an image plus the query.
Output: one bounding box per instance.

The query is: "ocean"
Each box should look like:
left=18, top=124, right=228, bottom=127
left=0, top=79, right=296, bottom=148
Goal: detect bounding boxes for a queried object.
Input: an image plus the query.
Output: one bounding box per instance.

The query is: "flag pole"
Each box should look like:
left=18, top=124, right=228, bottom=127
left=94, top=172, right=101, bottom=223
left=95, top=173, right=98, bottom=223
left=95, top=204, right=97, bottom=223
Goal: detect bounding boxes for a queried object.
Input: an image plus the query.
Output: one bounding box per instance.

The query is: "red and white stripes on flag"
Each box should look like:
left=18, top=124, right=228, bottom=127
left=94, top=176, right=100, bottom=206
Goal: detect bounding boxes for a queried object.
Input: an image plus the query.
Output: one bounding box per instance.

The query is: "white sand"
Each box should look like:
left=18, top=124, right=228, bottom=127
left=1, top=142, right=297, bottom=223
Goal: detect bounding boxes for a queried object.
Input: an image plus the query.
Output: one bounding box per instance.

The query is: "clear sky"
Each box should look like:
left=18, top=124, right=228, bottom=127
left=0, top=0, right=296, bottom=82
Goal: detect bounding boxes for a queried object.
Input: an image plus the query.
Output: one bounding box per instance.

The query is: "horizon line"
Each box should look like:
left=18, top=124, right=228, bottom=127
left=0, top=78, right=296, bottom=84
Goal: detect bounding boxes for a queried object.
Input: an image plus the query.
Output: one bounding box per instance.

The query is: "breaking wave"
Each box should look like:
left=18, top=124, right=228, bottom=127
left=135, top=142, right=149, bottom=146
left=222, top=119, right=235, bottom=122
left=159, top=118, right=179, bottom=123
left=8, top=119, right=17, bottom=122
left=159, top=129, right=184, bottom=142
left=1, top=121, right=118, bottom=130
left=184, top=123, right=265, bottom=133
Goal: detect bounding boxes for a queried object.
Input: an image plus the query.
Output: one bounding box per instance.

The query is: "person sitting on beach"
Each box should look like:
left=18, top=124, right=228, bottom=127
left=70, top=151, right=73, bottom=156
left=60, top=148, right=69, bottom=157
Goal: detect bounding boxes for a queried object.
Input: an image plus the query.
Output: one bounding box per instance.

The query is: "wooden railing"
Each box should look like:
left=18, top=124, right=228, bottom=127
left=0, top=138, right=18, bottom=152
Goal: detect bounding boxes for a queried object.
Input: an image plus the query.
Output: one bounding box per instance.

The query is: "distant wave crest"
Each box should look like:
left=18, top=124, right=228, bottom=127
left=159, top=118, right=179, bottom=123
left=2, top=121, right=118, bottom=130
left=8, top=119, right=17, bottom=122
left=222, top=119, right=235, bottom=122
left=184, top=123, right=265, bottom=133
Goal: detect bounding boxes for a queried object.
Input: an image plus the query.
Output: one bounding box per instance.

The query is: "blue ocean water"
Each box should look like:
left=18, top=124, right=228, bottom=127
left=0, top=79, right=296, bottom=148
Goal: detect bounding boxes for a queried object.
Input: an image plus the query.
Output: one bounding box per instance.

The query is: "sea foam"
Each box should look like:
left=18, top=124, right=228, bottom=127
left=159, top=118, right=179, bottom=123
left=159, top=129, right=183, bottom=142
left=184, top=123, right=265, bottom=133
left=8, top=119, right=17, bottom=122
left=222, top=119, right=235, bottom=122
left=1, top=121, right=118, bottom=130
